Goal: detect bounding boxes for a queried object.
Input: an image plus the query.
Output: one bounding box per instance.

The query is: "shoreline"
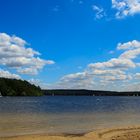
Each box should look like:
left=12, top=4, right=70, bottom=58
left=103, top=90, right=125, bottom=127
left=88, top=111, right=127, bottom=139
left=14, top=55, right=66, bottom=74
left=44, top=89, right=140, bottom=96
left=1, top=126, right=140, bottom=140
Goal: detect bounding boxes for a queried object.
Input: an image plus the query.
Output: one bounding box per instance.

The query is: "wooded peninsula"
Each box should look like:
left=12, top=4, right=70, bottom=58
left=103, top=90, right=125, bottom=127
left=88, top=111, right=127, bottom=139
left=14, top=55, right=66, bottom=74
left=0, top=78, right=43, bottom=96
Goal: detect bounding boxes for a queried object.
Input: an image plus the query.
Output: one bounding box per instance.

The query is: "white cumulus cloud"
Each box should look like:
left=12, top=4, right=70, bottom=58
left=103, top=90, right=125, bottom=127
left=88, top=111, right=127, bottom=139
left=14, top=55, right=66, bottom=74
left=112, top=0, right=140, bottom=18
left=0, top=69, right=20, bottom=79
left=48, top=40, right=140, bottom=91
left=0, top=33, right=55, bottom=75
left=118, top=40, right=140, bottom=59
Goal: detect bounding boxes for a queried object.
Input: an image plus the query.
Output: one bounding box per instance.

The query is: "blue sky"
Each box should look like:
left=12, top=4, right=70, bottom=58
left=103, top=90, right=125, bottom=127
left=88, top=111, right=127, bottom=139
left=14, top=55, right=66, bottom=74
left=1, top=0, right=140, bottom=91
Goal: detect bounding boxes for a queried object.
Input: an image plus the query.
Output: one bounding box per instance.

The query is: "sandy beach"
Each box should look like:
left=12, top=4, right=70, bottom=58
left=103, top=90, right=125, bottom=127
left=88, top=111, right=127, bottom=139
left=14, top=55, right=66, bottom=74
left=1, top=126, right=140, bottom=140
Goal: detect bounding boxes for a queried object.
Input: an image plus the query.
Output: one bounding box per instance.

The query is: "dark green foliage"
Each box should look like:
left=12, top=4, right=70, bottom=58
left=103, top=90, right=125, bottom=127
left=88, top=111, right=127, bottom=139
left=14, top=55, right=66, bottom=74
left=0, top=78, right=43, bottom=96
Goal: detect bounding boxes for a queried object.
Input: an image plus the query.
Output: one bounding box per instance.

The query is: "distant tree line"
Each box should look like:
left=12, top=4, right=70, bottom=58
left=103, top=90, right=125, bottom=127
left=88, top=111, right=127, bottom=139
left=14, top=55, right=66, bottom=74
left=43, top=89, right=140, bottom=96
left=0, top=78, right=43, bottom=96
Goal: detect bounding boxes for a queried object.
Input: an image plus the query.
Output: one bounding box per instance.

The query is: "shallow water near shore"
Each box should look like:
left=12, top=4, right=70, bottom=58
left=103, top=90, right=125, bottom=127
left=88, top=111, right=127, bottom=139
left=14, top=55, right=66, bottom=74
left=1, top=96, right=140, bottom=137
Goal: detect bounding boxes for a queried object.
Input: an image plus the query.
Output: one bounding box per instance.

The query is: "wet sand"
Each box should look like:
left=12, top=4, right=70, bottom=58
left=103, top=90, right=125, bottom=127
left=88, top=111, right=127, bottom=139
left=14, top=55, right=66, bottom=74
left=1, top=126, right=140, bottom=140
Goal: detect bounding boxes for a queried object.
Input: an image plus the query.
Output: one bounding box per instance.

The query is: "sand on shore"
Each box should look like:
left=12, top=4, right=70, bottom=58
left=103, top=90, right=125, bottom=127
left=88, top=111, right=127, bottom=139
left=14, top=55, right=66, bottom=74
left=1, top=126, right=140, bottom=140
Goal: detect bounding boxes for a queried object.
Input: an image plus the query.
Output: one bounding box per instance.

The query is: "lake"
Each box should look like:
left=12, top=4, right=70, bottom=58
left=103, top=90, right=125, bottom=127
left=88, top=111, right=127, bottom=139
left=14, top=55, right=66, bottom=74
left=0, top=96, right=140, bottom=137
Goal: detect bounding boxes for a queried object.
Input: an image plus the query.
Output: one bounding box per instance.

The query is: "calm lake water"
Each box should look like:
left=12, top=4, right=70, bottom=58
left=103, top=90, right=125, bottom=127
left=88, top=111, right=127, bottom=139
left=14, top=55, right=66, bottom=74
left=1, top=96, right=140, bottom=136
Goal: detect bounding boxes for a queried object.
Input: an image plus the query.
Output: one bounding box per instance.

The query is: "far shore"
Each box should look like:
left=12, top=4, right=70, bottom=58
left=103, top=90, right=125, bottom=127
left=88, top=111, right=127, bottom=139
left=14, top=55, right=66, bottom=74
left=1, top=126, right=140, bottom=140
left=44, top=89, right=140, bottom=96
